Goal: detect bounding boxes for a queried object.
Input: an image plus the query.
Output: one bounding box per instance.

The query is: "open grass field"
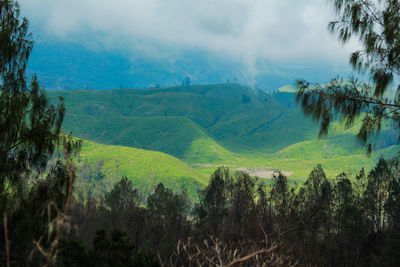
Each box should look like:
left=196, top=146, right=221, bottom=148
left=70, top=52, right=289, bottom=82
left=76, top=140, right=207, bottom=199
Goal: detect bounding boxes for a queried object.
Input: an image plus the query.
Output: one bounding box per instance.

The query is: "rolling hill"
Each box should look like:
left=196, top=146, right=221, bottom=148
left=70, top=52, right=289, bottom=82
left=74, top=140, right=206, bottom=199
left=63, top=115, right=236, bottom=163
left=47, top=83, right=399, bottom=183
left=48, top=84, right=319, bottom=155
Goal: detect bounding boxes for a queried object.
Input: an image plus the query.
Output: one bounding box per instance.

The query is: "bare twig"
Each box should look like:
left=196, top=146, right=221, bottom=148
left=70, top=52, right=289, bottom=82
left=34, top=130, right=76, bottom=266
left=3, top=212, right=10, bottom=267
left=33, top=240, right=47, bottom=258
left=173, top=237, right=299, bottom=267
left=212, top=239, right=223, bottom=267
left=157, top=253, right=165, bottom=267
left=224, top=244, right=278, bottom=267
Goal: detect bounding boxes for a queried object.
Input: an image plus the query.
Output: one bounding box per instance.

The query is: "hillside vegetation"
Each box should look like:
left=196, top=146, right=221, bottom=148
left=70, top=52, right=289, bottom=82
left=48, top=84, right=318, bottom=154
left=48, top=83, right=399, bottom=182
left=64, top=115, right=236, bottom=163
left=75, top=140, right=206, bottom=199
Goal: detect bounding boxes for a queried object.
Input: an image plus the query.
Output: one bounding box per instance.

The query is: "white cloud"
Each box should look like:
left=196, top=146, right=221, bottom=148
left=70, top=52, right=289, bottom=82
left=19, top=0, right=360, bottom=65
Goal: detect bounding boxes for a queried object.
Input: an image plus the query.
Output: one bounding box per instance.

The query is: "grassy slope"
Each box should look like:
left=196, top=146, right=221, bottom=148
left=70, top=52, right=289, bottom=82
left=266, top=145, right=398, bottom=182
left=78, top=140, right=207, bottom=198
left=47, top=84, right=399, bottom=185
left=232, top=119, right=399, bottom=181
left=48, top=84, right=319, bottom=156
left=65, top=115, right=236, bottom=163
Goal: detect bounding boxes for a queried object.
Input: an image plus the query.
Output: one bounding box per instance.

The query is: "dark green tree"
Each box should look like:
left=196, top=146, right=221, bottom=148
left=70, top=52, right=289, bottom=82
left=0, top=2, right=80, bottom=265
left=0, top=0, right=68, bottom=203
left=229, top=172, right=258, bottom=239
left=271, top=172, right=289, bottom=225
left=195, top=167, right=231, bottom=236
left=58, top=229, right=158, bottom=267
left=147, top=183, right=190, bottom=258
left=382, top=169, right=400, bottom=266
left=332, top=174, right=367, bottom=266
left=104, top=176, right=144, bottom=244
left=56, top=239, right=90, bottom=267
left=6, top=161, right=70, bottom=265
left=302, top=165, right=333, bottom=257
left=296, top=0, right=400, bottom=152
left=363, top=158, right=393, bottom=237
left=105, top=176, right=140, bottom=212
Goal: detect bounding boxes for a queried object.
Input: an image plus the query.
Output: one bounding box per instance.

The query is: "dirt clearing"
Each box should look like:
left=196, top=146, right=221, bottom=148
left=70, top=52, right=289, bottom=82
left=234, top=168, right=293, bottom=178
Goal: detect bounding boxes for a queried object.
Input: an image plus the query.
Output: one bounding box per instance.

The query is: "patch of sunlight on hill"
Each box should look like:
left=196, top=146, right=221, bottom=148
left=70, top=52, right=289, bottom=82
left=78, top=140, right=207, bottom=198
left=275, top=134, right=364, bottom=159
left=183, top=138, right=238, bottom=163
left=265, top=145, right=399, bottom=181
left=65, top=115, right=236, bottom=163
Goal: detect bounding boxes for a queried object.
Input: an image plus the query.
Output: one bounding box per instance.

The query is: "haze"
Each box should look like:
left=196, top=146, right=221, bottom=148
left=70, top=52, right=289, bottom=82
left=20, top=0, right=359, bottom=66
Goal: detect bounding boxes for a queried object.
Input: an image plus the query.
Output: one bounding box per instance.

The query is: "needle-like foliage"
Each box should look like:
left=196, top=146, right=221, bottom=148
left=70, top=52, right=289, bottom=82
left=297, top=0, right=400, bottom=153
left=0, top=0, right=76, bottom=202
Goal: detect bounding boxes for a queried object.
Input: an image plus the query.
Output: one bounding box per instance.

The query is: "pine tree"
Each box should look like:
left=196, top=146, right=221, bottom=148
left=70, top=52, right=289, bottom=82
left=0, top=0, right=66, bottom=200
left=296, top=0, right=400, bottom=153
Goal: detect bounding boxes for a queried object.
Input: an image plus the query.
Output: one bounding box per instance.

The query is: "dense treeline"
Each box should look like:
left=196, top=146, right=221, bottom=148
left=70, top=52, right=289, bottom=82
left=3, top=157, right=399, bottom=266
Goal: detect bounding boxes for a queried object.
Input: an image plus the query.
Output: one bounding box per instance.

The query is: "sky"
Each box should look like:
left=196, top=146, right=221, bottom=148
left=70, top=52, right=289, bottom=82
left=19, top=0, right=360, bottom=67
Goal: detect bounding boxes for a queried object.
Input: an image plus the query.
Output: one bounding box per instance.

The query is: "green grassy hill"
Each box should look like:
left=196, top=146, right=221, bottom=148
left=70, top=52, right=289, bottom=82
left=48, top=84, right=319, bottom=155
left=64, top=115, right=236, bottom=163
left=265, top=145, right=399, bottom=181
left=47, top=83, right=399, bottom=185
left=75, top=140, right=206, bottom=199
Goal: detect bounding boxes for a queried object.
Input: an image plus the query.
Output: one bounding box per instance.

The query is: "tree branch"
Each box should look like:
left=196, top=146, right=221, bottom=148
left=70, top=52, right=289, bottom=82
left=358, top=0, right=385, bottom=27
left=34, top=130, right=75, bottom=267
left=224, top=244, right=278, bottom=267
left=3, top=213, right=10, bottom=267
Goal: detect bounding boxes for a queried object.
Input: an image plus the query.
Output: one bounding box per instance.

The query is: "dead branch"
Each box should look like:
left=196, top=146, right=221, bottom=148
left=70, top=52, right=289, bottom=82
left=34, top=131, right=76, bottom=266
left=224, top=245, right=278, bottom=267
left=3, top=212, right=10, bottom=267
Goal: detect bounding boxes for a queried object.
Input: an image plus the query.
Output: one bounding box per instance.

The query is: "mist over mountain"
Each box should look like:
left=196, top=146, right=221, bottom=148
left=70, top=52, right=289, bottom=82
left=27, top=37, right=352, bottom=90
left=21, top=0, right=356, bottom=91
